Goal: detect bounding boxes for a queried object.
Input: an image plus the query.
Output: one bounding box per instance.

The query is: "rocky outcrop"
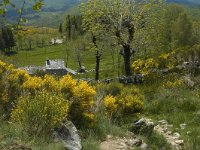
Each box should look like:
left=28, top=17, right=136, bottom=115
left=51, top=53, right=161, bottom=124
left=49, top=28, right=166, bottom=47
left=54, top=121, right=82, bottom=150
left=130, top=118, right=154, bottom=137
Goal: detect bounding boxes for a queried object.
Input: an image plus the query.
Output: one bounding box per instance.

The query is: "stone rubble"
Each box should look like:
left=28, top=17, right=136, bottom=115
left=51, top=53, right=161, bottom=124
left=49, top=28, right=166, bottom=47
left=100, top=134, right=149, bottom=150
left=155, top=120, right=184, bottom=150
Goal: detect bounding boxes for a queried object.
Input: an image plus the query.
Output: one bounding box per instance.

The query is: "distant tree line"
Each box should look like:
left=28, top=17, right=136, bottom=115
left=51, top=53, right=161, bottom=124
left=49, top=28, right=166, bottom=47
left=0, top=27, right=16, bottom=53
left=59, top=15, right=84, bottom=39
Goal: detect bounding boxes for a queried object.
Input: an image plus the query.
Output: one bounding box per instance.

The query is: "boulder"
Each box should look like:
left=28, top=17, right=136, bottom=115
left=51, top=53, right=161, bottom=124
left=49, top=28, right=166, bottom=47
left=54, top=121, right=82, bottom=150
left=131, top=118, right=154, bottom=137
left=180, top=123, right=187, bottom=130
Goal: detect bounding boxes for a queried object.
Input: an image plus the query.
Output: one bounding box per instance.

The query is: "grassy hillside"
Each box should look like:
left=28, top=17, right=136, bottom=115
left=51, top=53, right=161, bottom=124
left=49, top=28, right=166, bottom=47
left=0, top=39, right=120, bottom=79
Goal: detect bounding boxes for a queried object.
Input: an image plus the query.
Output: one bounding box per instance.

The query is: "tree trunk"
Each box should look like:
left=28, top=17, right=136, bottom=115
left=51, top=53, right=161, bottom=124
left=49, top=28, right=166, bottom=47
left=95, top=51, right=101, bottom=81
left=123, top=44, right=132, bottom=76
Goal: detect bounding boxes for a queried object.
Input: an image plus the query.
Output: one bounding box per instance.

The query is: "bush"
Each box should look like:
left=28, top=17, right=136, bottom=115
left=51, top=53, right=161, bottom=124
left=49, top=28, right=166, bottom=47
left=0, top=62, right=29, bottom=113
left=103, top=86, right=144, bottom=118
left=132, top=58, right=159, bottom=80
left=11, top=90, right=68, bottom=137
left=70, top=81, right=96, bottom=127
left=0, top=61, right=97, bottom=129
left=117, top=88, right=144, bottom=115
left=104, top=82, right=124, bottom=96
left=103, top=95, right=117, bottom=117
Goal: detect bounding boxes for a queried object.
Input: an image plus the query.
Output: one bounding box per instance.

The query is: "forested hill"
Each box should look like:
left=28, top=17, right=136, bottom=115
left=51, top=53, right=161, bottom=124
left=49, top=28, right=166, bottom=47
left=3, top=0, right=80, bottom=27
left=2, top=0, right=200, bottom=27
left=168, top=0, right=200, bottom=5
left=10, top=0, right=80, bottom=12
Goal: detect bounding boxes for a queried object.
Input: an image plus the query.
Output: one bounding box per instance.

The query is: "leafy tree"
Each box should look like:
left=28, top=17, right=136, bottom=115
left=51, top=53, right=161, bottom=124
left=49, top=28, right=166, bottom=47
left=1, top=27, right=10, bottom=50
left=66, top=15, right=72, bottom=39
left=172, top=12, right=193, bottom=48
left=59, top=23, right=63, bottom=34
left=81, top=0, right=162, bottom=77
left=7, top=28, right=16, bottom=49
left=65, top=15, right=83, bottom=39
left=1, top=27, right=16, bottom=52
left=0, top=34, right=5, bottom=52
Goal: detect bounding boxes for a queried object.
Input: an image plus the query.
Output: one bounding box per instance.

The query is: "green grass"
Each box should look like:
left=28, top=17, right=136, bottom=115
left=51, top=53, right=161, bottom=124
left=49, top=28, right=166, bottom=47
left=0, top=121, right=64, bottom=150
left=139, top=83, right=200, bottom=150
left=0, top=39, right=122, bottom=79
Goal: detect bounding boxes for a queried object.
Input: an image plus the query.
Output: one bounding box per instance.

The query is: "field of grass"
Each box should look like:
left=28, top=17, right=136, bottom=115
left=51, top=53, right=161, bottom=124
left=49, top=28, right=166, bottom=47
left=139, top=80, right=200, bottom=150
left=0, top=40, right=122, bottom=79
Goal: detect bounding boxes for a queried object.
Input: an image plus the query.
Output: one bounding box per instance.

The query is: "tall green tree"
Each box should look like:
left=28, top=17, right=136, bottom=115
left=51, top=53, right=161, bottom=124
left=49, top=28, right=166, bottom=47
left=171, top=12, right=193, bottom=48
left=0, top=33, right=5, bottom=52
left=1, top=27, right=10, bottom=50
left=7, top=28, right=16, bottom=49
left=66, top=15, right=72, bottom=39
left=81, top=0, right=162, bottom=77
left=59, top=23, right=63, bottom=34
left=1, top=27, right=16, bottom=52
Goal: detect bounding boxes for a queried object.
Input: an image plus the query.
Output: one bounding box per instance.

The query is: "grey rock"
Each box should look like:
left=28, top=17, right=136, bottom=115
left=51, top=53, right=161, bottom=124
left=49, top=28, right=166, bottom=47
left=173, top=132, right=181, bottom=139
left=140, top=143, right=149, bottom=150
left=131, top=118, right=154, bottom=137
left=54, top=121, right=82, bottom=150
left=187, top=131, right=192, bottom=135
left=135, top=118, right=146, bottom=126
left=175, top=140, right=184, bottom=145
left=158, top=120, right=168, bottom=125
left=167, top=124, right=173, bottom=128
left=180, top=123, right=187, bottom=130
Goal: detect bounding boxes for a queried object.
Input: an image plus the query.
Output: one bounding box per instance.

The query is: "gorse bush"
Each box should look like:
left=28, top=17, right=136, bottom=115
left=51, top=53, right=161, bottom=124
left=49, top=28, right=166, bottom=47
left=158, top=50, right=177, bottom=70
left=103, top=84, right=144, bottom=118
left=0, top=61, right=96, bottom=131
left=103, top=95, right=118, bottom=117
left=104, top=82, right=124, bottom=96
left=11, top=90, right=68, bottom=136
left=118, top=88, right=144, bottom=115
left=0, top=61, right=29, bottom=113
left=132, top=58, right=159, bottom=79
left=71, top=81, right=96, bottom=127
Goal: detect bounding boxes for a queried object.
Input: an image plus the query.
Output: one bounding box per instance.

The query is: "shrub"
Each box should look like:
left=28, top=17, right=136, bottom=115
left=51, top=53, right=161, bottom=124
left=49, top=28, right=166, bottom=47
left=23, top=76, right=43, bottom=93
left=59, top=75, right=77, bottom=98
left=132, top=58, right=158, bottom=79
left=70, top=81, right=96, bottom=127
left=104, top=82, right=124, bottom=96
left=1, top=67, right=29, bottom=113
left=158, top=51, right=177, bottom=69
left=103, top=95, right=117, bottom=117
left=103, top=86, right=144, bottom=118
left=0, top=61, right=97, bottom=128
left=117, top=88, right=144, bottom=115
left=43, top=74, right=59, bottom=92
left=162, top=74, right=184, bottom=89
left=11, top=90, right=68, bottom=137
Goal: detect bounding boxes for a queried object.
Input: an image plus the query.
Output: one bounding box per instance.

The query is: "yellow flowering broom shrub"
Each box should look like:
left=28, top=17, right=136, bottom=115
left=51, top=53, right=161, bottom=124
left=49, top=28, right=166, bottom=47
left=163, top=78, right=184, bottom=89
left=23, top=76, right=43, bottom=93
left=42, top=74, right=59, bottom=92
left=117, top=88, right=144, bottom=115
left=0, top=61, right=29, bottom=112
left=11, top=90, right=68, bottom=136
left=103, top=95, right=118, bottom=117
left=71, top=80, right=96, bottom=127
left=158, top=51, right=177, bottom=70
left=103, top=85, right=144, bottom=117
left=132, top=58, right=159, bottom=79
left=60, top=75, right=77, bottom=99
left=0, top=61, right=96, bottom=128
